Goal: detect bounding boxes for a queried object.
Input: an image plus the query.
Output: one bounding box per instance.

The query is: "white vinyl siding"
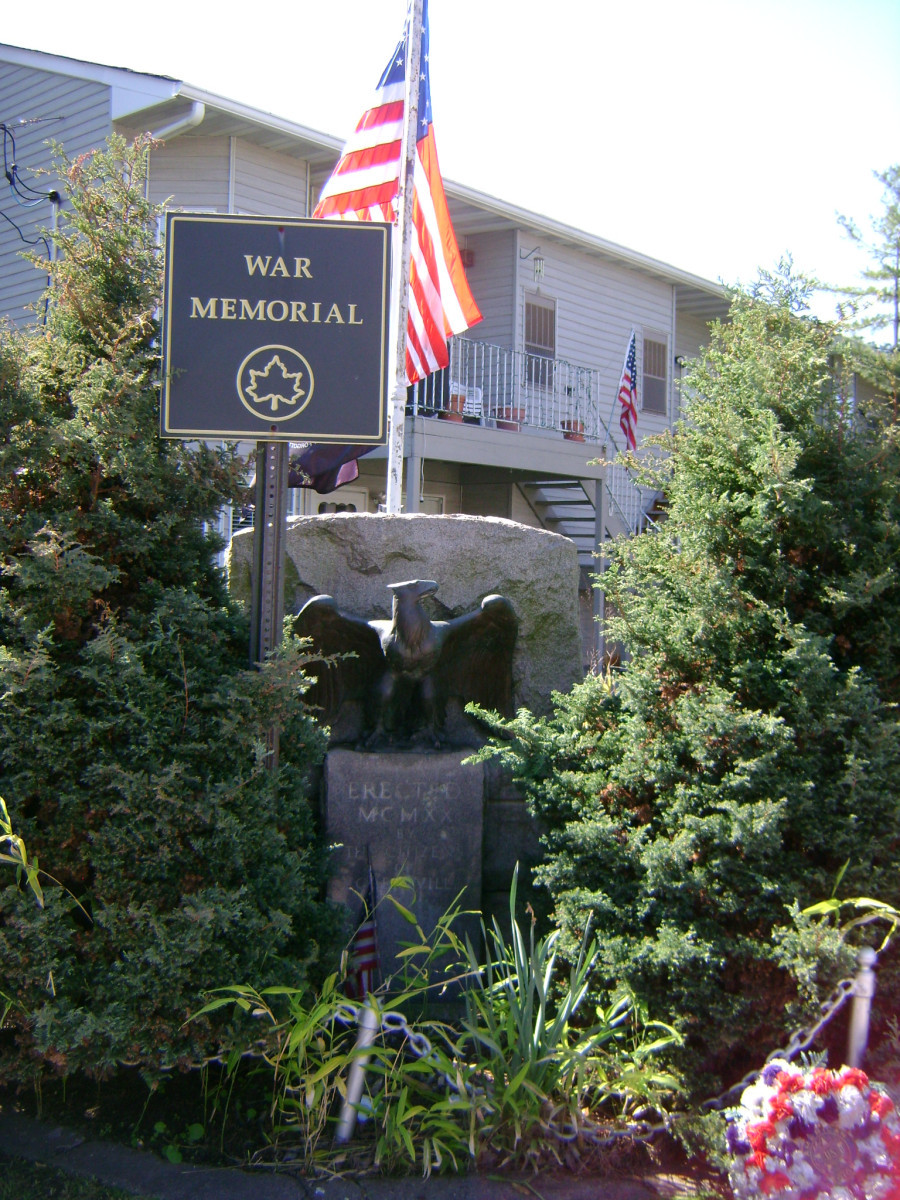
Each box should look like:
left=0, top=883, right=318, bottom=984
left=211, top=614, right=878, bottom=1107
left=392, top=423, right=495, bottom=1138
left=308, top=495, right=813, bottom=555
left=675, top=311, right=712, bottom=364
left=508, top=231, right=676, bottom=445
left=0, top=64, right=110, bottom=324
left=149, top=137, right=310, bottom=216
left=308, top=162, right=337, bottom=215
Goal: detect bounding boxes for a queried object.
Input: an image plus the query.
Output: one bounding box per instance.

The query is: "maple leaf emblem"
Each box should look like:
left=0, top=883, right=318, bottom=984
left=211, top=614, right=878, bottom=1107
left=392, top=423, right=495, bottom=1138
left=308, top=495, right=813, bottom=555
left=245, top=354, right=306, bottom=413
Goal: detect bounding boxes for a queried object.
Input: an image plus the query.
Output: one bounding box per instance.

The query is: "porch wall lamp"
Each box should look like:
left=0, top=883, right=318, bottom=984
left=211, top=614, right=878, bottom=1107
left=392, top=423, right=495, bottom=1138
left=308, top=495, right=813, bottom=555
left=519, top=245, right=545, bottom=282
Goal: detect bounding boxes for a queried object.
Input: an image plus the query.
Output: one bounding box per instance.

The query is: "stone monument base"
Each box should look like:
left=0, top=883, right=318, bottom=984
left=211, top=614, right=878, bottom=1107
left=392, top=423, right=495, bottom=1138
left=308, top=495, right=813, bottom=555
left=325, top=749, right=484, bottom=985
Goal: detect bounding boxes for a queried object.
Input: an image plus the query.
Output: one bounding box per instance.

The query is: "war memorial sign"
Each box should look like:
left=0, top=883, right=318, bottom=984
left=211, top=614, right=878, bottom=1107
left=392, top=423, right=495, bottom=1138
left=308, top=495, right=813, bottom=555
left=160, top=213, right=390, bottom=442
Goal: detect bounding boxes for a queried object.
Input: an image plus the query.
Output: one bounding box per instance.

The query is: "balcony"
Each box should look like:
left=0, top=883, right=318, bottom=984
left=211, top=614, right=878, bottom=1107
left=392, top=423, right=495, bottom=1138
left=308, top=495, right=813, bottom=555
left=409, top=337, right=655, bottom=539
left=409, top=337, right=610, bottom=442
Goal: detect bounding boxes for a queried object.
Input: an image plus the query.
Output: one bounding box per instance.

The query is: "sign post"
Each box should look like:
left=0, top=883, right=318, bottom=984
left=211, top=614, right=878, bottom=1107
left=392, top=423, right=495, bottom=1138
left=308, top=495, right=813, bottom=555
left=249, top=440, right=289, bottom=667
left=250, top=439, right=288, bottom=767
left=161, top=214, right=391, bottom=764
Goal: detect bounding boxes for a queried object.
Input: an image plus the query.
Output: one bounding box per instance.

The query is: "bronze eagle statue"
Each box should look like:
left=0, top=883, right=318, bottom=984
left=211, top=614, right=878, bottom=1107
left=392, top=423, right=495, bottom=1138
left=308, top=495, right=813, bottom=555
left=294, top=579, right=518, bottom=747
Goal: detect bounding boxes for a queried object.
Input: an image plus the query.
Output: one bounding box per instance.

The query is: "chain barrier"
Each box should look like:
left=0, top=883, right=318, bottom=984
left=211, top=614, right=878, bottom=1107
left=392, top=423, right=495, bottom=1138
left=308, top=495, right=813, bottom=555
left=699, top=975, right=857, bottom=1112
left=332, top=967, right=861, bottom=1149
left=334, top=1000, right=480, bottom=1098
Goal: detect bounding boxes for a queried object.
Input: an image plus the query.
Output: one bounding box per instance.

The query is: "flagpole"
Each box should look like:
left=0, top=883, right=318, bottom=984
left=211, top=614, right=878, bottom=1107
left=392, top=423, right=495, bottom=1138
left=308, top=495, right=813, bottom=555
left=385, top=0, right=424, bottom=515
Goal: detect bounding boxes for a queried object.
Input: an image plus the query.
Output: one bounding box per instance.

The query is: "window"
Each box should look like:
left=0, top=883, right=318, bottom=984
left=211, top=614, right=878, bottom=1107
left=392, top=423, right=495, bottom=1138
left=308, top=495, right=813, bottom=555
left=525, top=297, right=555, bottom=358
left=642, top=337, right=668, bottom=414
left=525, top=297, right=555, bottom=387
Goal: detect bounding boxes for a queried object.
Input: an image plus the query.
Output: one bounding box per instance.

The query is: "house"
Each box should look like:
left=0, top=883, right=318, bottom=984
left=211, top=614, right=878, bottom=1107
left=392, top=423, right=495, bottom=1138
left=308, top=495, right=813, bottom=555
left=0, top=42, right=729, bottom=662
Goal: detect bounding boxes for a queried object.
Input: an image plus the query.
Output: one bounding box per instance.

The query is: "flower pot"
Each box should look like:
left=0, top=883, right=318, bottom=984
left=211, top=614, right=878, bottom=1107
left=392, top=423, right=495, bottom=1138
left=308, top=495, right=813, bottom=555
left=439, top=394, right=466, bottom=423
left=496, top=406, right=525, bottom=431
left=562, top=420, right=585, bottom=442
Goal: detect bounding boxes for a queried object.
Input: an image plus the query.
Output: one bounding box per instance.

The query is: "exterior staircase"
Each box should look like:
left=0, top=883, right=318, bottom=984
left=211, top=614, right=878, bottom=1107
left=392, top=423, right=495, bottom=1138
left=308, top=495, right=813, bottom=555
left=519, top=465, right=664, bottom=569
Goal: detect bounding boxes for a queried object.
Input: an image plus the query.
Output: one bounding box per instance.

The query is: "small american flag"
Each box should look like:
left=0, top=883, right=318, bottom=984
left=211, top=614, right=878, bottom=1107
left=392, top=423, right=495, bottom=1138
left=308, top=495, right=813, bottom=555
left=314, top=0, right=481, bottom=383
left=346, top=865, right=380, bottom=999
left=617, top=331, right=638, bottom=451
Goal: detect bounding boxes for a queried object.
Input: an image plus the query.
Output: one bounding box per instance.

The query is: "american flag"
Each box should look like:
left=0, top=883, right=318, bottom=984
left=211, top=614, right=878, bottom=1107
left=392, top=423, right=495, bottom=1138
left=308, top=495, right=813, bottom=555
left=346, top=866, right=380, bottom=999
left=314, top=0, right=481, bottom=383
left=617, top=331, right=638, bottom=451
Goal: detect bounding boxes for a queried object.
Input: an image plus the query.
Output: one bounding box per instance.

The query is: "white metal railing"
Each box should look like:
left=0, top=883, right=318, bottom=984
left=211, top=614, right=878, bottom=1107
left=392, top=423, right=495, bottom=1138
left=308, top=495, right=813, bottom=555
left=605, top=461, right=651, bottom=535
left=448, top=339, right=660, bottom=532
left=410, top=337, right=612, bottom=442
left=409, top=338, right=655, bottom=535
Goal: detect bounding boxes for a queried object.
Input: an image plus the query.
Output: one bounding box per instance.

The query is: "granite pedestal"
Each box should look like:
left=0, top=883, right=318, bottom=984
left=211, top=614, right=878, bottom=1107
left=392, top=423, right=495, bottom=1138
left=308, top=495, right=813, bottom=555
left=325, top=749, right=484, bottom=984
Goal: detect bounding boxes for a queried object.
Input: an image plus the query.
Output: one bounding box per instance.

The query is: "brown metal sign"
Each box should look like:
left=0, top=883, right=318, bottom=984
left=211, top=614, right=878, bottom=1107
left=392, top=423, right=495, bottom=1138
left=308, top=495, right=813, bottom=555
left=161, top=213, right=390, bottom=442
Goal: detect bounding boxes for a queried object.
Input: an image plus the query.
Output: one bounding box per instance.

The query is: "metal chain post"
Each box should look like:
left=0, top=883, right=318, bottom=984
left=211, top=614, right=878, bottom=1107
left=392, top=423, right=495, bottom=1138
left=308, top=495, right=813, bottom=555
left=335, top=1003, right=379, bottom=1144
left=847, top=947, right=877, bottom=1068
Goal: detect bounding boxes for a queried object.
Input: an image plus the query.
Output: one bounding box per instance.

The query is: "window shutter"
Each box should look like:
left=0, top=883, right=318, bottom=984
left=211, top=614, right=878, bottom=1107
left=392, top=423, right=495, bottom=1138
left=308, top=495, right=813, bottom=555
left=643, top=338, right=667, bottom=413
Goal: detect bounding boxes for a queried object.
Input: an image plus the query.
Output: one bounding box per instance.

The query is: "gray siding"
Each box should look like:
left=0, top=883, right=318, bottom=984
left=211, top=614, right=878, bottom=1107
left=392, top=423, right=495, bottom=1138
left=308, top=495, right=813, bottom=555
left=675, top=311, right=713, bottom=362
left=674, top=311, right=715, bottom=421
left=458, top=230, right=515, bottom=348
left=232, top=141, right=308, bottom=217
left=147, top=136, right=310, bottom=217
left=146, top=136, right=230, bottom=211
left=0, top=61, right=110, bottom=324
left=308, top=163, right=337, bottom=213
left=515, top=232, right=676, bottom=446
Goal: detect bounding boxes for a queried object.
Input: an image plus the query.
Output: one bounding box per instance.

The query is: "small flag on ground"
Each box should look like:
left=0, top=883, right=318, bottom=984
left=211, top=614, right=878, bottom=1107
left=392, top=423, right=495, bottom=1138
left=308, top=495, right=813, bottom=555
left=617, top=331, right=638, bottom=451
left=346, top=864, right=380, bottom=999
left=314, top=0, right=481, bottom=384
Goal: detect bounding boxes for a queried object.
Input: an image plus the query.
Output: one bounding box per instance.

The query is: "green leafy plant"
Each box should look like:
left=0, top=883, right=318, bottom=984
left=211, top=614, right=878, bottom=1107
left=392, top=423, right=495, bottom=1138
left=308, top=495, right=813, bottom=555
left=191, top=882, right=476, bottom=1175
left=801, top=894, right=900, bottom=953
left=454, top=868, right=680, bottom=1170
left=1, top=795, right=44, bottom=907
left=196, top=874, right=680, bottom=1176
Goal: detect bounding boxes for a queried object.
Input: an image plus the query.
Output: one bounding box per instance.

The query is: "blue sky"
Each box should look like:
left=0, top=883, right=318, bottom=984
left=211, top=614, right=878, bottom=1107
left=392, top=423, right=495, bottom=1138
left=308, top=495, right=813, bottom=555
left=3, top=0, right=898, bottom=307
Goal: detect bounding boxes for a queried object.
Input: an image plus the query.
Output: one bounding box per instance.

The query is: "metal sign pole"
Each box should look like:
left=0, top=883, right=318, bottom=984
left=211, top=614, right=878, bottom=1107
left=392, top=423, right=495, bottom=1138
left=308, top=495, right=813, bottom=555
left=249, top=439, right=289, bottom=769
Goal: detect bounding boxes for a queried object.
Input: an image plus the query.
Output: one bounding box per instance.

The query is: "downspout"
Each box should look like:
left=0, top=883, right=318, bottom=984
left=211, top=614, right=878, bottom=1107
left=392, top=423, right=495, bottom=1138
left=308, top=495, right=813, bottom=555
left=150, top=100, right=206, bottom=143
left=142, top=101, right=206, bottom=200
left=228, top=136, right=236, bottom=214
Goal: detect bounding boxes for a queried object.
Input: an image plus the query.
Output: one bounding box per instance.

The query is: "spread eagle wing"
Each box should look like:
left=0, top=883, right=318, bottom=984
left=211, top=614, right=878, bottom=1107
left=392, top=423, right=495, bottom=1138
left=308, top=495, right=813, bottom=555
left=436, top=594, right=518, bottom=718
left=293, top=595, right=384, bottom=725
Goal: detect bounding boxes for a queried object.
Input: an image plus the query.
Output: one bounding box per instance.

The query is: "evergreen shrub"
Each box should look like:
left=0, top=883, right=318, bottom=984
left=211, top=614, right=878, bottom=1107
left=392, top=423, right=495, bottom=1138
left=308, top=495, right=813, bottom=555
left=0, top=137, right=338, bottom=1079
left=474, top=271, right=900, bottom=1087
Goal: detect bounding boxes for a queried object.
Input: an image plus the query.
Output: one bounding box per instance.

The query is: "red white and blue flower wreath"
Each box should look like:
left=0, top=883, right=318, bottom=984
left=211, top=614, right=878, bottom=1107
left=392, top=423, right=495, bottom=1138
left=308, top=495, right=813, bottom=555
left=726, top=1059, right=900, bottom=1199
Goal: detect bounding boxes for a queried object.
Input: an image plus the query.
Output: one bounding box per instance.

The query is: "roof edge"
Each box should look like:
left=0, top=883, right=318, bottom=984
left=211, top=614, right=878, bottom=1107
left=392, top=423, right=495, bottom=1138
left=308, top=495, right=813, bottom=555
left=1, top=41, right=725, bottom=297
left=445, top=179, right=727, bottom=298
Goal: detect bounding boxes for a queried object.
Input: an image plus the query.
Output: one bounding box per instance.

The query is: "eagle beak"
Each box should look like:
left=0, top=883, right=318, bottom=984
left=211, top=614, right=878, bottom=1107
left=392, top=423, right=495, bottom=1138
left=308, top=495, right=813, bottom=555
left=387, top=579, right=439, bottom=598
